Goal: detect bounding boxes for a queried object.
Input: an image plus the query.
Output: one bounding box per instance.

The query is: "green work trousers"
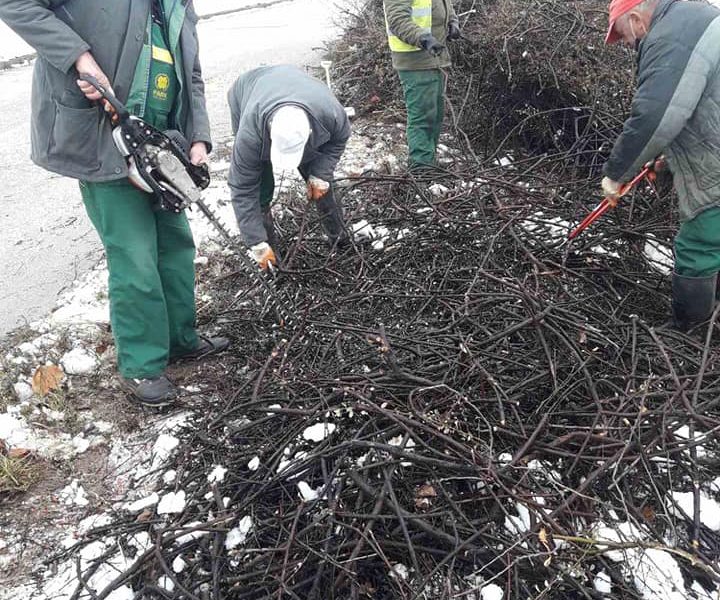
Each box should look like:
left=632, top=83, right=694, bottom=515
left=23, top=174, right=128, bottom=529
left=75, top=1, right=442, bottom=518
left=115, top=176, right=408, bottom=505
left=674, top=206, right=720, bottom=277
left=398, top=69, right=446, bottom=168
left=80, top=179, right=198, bottom=378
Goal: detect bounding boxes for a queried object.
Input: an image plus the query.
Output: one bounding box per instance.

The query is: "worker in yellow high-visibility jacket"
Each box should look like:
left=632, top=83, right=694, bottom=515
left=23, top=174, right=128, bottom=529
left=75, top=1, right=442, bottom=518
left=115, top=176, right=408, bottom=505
left=383, top=0, right=460, bottom=173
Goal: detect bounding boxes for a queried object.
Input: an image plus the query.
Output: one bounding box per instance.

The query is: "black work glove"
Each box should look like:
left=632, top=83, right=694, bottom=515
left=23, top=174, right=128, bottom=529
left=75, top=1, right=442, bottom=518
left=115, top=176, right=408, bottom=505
left=447, top=21, right=462, bottom=41
left=419, top=33, right=445, bottom=57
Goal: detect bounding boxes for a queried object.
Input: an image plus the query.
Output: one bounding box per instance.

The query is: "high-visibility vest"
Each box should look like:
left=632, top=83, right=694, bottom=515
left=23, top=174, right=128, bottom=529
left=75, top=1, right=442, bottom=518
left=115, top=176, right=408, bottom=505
left=385, top=0, right=432, bottom=53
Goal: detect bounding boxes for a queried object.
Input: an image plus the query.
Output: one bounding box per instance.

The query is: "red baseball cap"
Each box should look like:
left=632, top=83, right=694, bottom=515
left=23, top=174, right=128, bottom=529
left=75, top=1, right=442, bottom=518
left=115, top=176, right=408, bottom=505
left=606, top=0, right=645, bottom=44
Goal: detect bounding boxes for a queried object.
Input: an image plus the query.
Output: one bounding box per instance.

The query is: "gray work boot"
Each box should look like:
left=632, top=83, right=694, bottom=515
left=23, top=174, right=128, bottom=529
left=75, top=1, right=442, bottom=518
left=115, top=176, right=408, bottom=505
left=315, top=186, right=349, bottom=249
left=121, top=374, right=177, bottom=408
left=671, top=271, right=718, bottom=332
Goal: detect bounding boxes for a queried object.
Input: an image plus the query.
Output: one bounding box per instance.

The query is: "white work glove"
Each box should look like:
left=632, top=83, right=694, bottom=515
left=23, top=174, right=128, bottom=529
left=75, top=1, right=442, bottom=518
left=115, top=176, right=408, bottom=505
left=601, top=176, right=622, bottom=199
left=249, top=242, right=277, bottom=271
left=307, top=176, right=330, bottom=201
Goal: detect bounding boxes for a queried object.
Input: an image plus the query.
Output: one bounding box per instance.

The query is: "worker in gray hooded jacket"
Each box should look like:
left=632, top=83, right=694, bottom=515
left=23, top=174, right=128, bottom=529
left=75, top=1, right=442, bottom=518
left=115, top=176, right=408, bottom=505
left=227, top=65, right=351, bottom=269
left=602, top=0, right=720, bottom=331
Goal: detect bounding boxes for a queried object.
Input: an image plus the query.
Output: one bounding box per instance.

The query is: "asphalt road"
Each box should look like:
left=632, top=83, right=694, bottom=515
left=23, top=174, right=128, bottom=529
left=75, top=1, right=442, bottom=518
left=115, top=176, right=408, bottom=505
left=0, top=0, right=347, bottom=337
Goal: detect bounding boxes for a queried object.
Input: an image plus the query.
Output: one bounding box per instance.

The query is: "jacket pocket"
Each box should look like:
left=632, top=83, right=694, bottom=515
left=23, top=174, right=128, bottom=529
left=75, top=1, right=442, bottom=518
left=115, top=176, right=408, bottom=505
left=692, top=144, right=720, bottom=191
left=48, top=101, right=101, bottom=170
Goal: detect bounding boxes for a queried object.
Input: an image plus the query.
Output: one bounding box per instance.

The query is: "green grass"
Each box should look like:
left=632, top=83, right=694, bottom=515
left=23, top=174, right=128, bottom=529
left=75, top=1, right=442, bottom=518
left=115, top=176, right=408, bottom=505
left=0, top=454, right=40, bottom=495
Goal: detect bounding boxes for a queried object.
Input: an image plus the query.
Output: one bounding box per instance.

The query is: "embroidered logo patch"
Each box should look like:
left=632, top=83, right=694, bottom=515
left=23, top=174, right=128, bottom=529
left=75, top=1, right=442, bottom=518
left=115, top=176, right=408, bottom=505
left=156, top=74, right=170, bottom=92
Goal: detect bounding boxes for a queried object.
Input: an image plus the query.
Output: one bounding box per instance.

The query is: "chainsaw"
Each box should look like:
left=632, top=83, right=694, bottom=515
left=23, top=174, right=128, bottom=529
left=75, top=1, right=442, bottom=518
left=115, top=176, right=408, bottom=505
left=79, top=74, right=293, bottom=326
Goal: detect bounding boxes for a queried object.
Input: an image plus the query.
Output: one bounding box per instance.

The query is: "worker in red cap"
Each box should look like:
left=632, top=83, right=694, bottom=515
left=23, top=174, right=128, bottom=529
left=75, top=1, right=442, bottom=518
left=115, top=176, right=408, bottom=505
left=601, top=0, right=720, bottom=332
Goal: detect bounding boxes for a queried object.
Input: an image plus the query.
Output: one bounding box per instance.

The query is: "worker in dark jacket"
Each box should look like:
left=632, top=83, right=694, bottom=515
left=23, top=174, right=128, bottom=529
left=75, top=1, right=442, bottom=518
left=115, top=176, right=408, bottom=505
left=602, top=0, right=720, bottom=331
left=383, top=0, right=459, bottom=173
left=0, top=0, right=228, bottom=406
left=227, top=65, right=351, bottom=269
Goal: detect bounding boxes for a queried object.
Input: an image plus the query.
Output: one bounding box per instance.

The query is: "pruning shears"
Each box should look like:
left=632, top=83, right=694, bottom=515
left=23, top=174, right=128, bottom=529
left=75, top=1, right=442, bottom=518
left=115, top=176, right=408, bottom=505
left=569, top=163, right=657, bottom=240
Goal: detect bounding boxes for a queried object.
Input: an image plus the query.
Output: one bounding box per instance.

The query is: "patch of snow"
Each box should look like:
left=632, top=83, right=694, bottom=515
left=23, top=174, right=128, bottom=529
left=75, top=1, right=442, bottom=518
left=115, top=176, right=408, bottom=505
left=95, top=420, right=114, bottom=434
left=388, top=435, right=416, bottom=448
left=594, top=521, right=689, bottom=599
left=172, top=555, right=187, bottom=573
left=351, top=219, right=375, bottom=240
left=59, top=479, right=90, bottom=507
left=163, top=470, right=177, bottom=485
left=302, top=422, right=336, bottom=442
left=226, top=515, right=253, bottom=549
left=60, top=347, right=97, bottom=375
left=644, top=235, right=673, bottom=275
left=12, top=381, right=33, bottom=402
left=151, top=433, right=180, bottom=470
left=158, top=491, right=187, bottom=515
left=158, top=575, right=176, bottom=592
left=208, top=465, right=228, bottom=483
left=497, top=452, right=513, bottom=465
left=480, top=583, right=504, bottom=600
left=124, top=493, right=160, bottom=513
left=248, top=456, right=260, bottom=471
left=591, top=245, right=621, bottom=259
left=670, top=490, right=720, bottom=530
left=176, top=521, right=209, bottom=545
left=297, top=481, right=320, bottom=502
left=72, top=433, right=91, bottom=454
left=428, top=183, right=450, bottom=197
left=520, top=212, right=571, bottom=241
left=389, top=563, right=409, bottom=581
left=49, top=265, right=110, bottom=326
left=594, top=570, right=612, bottom=594
left=673, top=425, right=708, bottom=458
left=78, top=513, right=113, bottom=534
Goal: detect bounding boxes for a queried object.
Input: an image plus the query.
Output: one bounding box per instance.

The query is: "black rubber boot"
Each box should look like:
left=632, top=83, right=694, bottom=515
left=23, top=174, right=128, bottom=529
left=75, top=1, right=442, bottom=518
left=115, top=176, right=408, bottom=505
left=315, top=186, right=349, bottom=249
left=671, top=271, right=717, bottom=332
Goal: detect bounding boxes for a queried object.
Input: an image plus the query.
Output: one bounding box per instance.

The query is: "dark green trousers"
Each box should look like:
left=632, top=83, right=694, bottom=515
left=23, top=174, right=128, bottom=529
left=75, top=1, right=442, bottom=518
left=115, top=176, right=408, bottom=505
left=398, top=69, right=446, bottom=168
left=80, top=179, right=198, bottom=378
left=674, top=206, right=720, bottom=277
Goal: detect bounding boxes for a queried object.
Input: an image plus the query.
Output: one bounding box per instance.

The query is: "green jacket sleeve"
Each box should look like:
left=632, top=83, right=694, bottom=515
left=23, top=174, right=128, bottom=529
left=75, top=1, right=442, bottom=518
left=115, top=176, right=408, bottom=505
left=384, top=0, right=425, bottom=47
left=0, top=0, right=90, bottom=74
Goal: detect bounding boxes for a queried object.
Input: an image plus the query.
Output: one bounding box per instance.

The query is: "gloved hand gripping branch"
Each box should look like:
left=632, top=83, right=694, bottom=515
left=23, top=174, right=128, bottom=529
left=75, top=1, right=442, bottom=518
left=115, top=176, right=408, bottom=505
left=307, top=176, right=330, bottom=201
left=250, top=242, right=278, bottom=271
left=419, top=33, right=445, bottom=57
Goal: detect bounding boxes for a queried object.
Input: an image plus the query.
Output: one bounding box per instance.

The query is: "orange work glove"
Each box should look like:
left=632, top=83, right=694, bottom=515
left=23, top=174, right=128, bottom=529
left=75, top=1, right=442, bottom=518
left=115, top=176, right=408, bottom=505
left=306, top=176, right=330, bottom=201
left=250, top=242, right=277, bottom=271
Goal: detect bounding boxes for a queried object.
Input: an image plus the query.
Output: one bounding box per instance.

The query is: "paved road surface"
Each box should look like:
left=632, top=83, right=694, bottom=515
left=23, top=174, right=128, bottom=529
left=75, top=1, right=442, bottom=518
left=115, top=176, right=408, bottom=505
left=0, top=0, right=348, bottom=336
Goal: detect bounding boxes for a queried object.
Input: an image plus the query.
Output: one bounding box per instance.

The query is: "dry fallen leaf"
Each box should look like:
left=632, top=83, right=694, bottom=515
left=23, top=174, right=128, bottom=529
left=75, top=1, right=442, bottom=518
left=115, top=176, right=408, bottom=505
left=641, top=504, right=656, bottom=523
left=417, top=484, right=437, bottom=498
left=414, top=483, right=438, bottom=511
left=31, top=364, right=64, bottom=397
left=136, top=509, right=153, bottom=523
left=8, top=448, right=32, bottom=459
